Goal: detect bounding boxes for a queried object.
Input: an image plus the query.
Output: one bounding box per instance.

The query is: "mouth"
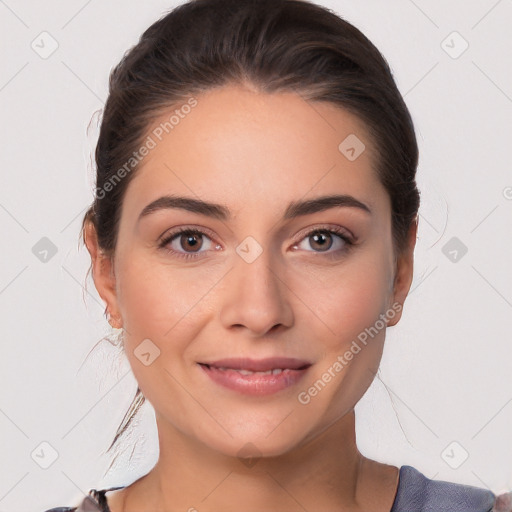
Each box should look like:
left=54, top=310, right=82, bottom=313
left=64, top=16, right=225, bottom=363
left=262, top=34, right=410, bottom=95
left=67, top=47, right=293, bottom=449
left=198, top=357, right=312, bottom=372
left=197, top=357, right=312, bottom=395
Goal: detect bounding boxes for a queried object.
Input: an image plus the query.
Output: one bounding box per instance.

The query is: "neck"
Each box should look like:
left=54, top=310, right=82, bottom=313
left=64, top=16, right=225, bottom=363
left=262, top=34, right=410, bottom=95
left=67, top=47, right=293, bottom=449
left=127, top=411, right=377, bottom=512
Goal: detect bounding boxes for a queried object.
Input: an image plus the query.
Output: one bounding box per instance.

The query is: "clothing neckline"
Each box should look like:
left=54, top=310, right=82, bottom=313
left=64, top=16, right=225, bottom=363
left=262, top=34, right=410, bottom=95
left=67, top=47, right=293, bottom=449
left=389, top=465, right=405, bottom=511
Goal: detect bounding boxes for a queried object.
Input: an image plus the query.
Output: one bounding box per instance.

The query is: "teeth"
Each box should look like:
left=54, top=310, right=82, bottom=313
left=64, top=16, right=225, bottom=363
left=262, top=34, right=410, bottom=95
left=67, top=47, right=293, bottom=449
left=215, top=367, right=285, bottom=375
left=238, top=369, right=260, bottom=375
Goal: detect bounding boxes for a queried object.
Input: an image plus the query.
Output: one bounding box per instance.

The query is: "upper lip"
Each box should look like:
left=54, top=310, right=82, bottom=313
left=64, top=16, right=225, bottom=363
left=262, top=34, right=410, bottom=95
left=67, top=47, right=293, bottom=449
left=199, top=357, right=312, bottom=372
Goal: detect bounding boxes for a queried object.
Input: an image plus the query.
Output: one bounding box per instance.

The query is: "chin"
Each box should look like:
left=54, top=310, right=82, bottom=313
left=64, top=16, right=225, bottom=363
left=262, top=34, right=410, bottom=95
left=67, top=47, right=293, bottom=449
left=221, top=438, right=301, bottom=462
left=198, top=423, right=308, bottom=462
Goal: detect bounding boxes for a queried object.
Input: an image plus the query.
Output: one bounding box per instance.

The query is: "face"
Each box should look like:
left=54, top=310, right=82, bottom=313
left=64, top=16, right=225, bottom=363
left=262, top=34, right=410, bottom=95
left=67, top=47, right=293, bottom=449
left=88, top=83, right=415, bottom=459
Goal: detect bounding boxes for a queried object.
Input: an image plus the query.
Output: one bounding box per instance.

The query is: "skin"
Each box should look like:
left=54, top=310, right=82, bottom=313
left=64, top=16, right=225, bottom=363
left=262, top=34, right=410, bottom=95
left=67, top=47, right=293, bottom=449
left=85, top=82, right=417, bottom=512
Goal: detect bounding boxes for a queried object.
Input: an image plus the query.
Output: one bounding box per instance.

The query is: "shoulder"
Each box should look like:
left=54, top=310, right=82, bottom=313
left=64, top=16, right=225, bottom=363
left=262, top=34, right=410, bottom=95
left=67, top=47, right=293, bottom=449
left=43, top=486, right=125, bottom=512
left=392, top=465, right=510, bottom=512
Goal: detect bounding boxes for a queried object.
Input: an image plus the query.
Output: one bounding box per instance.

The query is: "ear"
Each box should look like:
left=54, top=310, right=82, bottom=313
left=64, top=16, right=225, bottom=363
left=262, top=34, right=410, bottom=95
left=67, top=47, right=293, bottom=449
left=84, top=220, right=122, bottom=328
left=387, top=217, right=418, bottom=327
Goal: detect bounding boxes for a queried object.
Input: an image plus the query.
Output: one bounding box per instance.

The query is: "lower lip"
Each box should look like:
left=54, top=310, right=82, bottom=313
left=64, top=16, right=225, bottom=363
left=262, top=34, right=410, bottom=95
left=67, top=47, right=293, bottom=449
left=198, top=364, right=310, bottom=396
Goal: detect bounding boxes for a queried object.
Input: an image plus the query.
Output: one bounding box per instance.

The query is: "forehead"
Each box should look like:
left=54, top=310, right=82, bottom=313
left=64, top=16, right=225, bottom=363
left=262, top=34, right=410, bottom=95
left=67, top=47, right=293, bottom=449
left=122, top=84, right=386, bottom=219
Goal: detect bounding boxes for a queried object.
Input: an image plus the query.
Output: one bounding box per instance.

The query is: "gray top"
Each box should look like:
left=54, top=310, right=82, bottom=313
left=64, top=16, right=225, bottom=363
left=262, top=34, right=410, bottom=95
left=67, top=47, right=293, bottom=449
left=45, top=464, right=507, bottom=512
left=390, top=465, right=497, bottom=512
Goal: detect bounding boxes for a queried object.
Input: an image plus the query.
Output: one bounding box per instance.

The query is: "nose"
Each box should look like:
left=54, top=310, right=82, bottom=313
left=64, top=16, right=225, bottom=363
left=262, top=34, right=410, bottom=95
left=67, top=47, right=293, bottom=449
left=218, top=247, right=294, bottom=337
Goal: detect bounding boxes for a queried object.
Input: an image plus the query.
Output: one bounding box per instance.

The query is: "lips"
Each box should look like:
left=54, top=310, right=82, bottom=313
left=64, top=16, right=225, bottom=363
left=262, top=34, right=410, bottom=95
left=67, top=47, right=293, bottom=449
left=197, top=357, right=312, bottom=395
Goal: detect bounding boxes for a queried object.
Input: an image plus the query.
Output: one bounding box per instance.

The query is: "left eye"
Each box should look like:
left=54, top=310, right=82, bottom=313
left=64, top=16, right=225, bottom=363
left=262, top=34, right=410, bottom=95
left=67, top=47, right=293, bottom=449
left=294, top=229, right=351, bottom=253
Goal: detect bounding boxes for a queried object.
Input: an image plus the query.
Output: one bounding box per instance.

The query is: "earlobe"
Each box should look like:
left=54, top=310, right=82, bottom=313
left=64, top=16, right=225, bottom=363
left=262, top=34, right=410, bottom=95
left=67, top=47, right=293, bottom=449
left=84, top=221, right=122, bottom=327
left=387, top=218, right=418, bottom=327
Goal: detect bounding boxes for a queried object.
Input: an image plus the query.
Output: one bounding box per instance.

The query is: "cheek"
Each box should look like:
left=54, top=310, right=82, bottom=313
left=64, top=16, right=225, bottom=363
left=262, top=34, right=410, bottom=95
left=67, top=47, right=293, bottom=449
left=115, top=250, right=221, bottom=339
left=113, top=256, right=206, bottom=389
left=293, top=261, right=393, bottom=418
left=286, top=251, right=394, bottom=350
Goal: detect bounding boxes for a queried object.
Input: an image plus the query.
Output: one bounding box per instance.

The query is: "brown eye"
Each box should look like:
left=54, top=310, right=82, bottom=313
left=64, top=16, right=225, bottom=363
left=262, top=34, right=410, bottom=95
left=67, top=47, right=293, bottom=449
left=308, top=231, right=334, bottom=252
left=159, top=228, right=216, bottom=260
left=179, top=232, right=204, bottom=252
left=293, top=227, right=353, bottom=256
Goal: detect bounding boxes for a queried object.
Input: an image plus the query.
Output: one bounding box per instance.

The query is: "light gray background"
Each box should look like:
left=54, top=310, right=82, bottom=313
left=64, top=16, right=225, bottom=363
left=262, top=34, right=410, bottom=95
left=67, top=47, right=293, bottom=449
left=1, top=1, right=511, bottom=510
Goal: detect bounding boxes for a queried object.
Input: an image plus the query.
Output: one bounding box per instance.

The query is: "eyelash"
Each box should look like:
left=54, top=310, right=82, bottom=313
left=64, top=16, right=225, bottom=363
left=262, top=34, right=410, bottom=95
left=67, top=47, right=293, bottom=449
left=158, top=225, right=355, bottom=261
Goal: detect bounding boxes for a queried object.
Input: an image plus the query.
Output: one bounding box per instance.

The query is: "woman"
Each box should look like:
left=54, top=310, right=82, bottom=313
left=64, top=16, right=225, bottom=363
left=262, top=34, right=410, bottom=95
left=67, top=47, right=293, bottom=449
left=45, top=0, right=511, bottom=510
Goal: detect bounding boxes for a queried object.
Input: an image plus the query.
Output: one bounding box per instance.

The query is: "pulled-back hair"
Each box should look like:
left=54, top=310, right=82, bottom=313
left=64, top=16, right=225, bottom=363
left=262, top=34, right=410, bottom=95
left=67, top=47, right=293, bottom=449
left=80, top=0, right=420, bottom=463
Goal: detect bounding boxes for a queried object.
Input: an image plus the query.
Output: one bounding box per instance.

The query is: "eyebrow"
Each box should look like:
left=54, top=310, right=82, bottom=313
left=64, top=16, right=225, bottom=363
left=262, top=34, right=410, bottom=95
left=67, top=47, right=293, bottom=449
left=137, top=194, right=372, bottom=223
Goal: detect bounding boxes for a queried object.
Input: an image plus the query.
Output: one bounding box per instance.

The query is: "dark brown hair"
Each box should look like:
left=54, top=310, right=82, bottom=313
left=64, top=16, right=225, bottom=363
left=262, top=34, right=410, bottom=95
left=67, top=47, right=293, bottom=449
left=80, top=0, right=420, bottom=465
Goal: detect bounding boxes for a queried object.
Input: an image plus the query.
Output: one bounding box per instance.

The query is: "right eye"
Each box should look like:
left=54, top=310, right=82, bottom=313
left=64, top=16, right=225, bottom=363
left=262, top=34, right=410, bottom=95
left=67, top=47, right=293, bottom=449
left=159, top=227, right=219, bottom=260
